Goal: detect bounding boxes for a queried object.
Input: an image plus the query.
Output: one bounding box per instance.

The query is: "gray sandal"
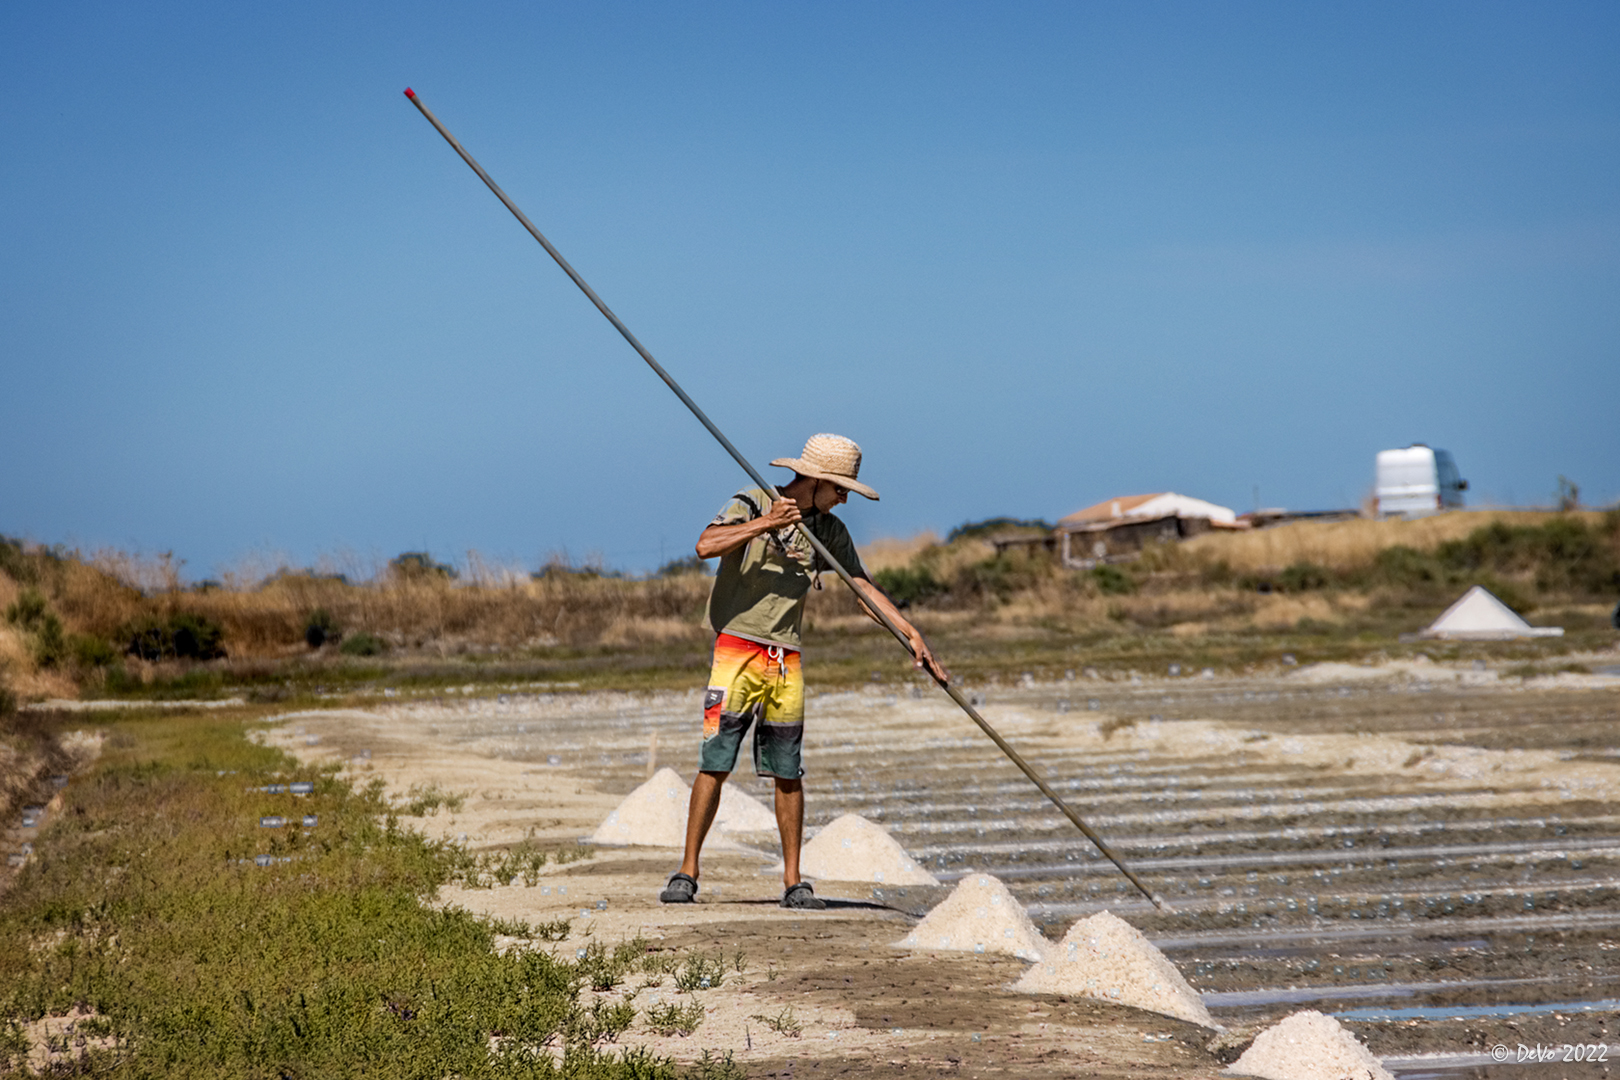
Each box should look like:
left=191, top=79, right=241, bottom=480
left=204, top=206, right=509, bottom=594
left=780, top=881, right=827, bottom=910
left=660, top=872, right=698, bottom=904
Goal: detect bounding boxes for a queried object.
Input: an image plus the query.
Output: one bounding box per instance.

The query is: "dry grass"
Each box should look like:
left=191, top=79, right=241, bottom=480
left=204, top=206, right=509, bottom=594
left=0, top=541, right=724, bottom=702
left=0, top=626, right=75, bottom=701
left=86, top=548, right=186, bottom=595
left=598, top=615, right=708, bottom=648
left=859, top=532, right=942, bottom=573
left=1177, top=511, right=1605, bottom=574
left=2, top=507, right=1613, bottom=705
left=48, top=557, right=147, bottom=639
left=172, top=571, right=715, bottom=657
left=1248, top=593, right=1362, bottom=630
left=0, top=728, right=49, bottom=817
left=14, top=545, right=714, bottom=659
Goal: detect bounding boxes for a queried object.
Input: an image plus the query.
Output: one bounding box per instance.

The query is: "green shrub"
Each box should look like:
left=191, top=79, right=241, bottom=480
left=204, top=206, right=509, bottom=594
left=71, top=634, right=118, bottom=668
left=534, top=918, right=572, bottom=942
left=170, top=614, right=226, bottom=660
left=389, top=552, right=458, bottom=581
left=1279, top=562, right=1332, bottom=592
left=4, top=587, right=51, bottom=631
left=340, top=631, right=387, bottom=657
left=99, top=665, right=227, bottom=700
left=956, top=550, right=1049, bottom=600
left=655, top=554, right=707, bottom=578
left=1472, top=575, right=1534, bottom=615
left=31, top=613, right=67, bottom=668
left=401, top=784, right=466, bottom=816
left=530, top=556, right=623, bottom=582
left=873, top=565, right=945, bottom=607
left=674, top=952, right=727, bottom=993
left=643, top=1000, right=704, bottom=1037
left=304, top=608, right=340, bottom=649
left=573, top=939, right=652, bottom=994
left=5, top=588, right=70, bottom=668
left=1090, top=564, right=1136, bottom=596
left=101, top=662, right=138, bottom=695
left=640, top=950, right=683, bottom=976
left=121, top=611, right=227, bottom=661
left=123, top=615, right=164, bottom=661
left=569, top=998, right=636, bottom=1044
left=0, top=537, right=37, bottom=585
left=1353, top=517, right=1620, bottom=607
left=749, top=1006, right=801, bottom=1037
left=440, top=843, right=592, bottom=890
left=1369, top=545, right=1444, bottom=588
left=686, top=1049, right=747, bottom=1080
left=945, top=517, right=1051, bottom=543
left=1433, top=518, right=1620, bottom=595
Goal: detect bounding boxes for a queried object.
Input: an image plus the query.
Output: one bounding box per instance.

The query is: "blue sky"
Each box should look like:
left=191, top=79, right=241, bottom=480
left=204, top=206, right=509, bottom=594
left=3, top=2, right=1617, bottom=578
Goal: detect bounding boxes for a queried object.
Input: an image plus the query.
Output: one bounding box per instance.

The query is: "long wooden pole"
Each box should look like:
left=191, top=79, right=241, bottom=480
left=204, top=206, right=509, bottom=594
left=403, top=87, right=1165, bottom=911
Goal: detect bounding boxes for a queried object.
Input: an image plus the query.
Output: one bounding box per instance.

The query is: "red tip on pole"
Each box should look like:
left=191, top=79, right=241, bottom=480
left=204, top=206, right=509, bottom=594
left=404, top=88, right=416, bottom=99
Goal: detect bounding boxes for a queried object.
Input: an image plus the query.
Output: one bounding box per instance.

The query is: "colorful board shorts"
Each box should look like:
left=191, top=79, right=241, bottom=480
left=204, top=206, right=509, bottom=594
left=700, top=633, right=805, bottom=779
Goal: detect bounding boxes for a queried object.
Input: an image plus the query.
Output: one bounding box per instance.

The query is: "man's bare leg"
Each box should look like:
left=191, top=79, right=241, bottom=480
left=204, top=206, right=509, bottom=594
left=678, top=770, right=728, bottom=881
left=775, top=777, right=805, bottom=888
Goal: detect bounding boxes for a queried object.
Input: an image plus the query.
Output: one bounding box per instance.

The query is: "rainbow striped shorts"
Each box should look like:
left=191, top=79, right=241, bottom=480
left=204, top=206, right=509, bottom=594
left=700, top=633, right=805, bottom=779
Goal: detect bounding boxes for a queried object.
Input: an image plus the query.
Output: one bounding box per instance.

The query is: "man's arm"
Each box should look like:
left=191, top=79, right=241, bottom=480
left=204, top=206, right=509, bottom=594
left=850, top=576, right=949, bottom=685
left=695, top=497, right=804, bottom=560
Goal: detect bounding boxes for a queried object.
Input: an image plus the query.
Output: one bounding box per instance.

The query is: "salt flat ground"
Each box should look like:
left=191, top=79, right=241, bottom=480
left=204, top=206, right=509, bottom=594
left=264, top=657, right=1620, bottom=1079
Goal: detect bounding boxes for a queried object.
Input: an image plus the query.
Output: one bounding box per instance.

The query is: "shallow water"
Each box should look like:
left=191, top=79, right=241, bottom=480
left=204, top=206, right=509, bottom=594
left=1204, top=975, right=1563, bottom=1007
left=1338, top=998, right=1620, bottom=1021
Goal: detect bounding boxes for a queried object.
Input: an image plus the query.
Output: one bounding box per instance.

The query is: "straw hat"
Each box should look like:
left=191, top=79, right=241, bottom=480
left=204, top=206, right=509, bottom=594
left=770, top=434, right=879, bottom=500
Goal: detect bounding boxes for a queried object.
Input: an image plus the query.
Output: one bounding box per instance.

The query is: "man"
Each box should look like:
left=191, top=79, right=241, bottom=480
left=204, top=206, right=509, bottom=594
left=660, top=434, right=947, bottom=909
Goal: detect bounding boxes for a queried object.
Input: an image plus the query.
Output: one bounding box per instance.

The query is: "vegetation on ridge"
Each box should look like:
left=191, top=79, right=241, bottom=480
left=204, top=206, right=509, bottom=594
left=0, top=510, right=1615, bottom=707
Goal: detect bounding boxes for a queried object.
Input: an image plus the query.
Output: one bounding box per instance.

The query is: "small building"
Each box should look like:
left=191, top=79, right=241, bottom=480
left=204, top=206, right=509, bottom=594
left=1054, top=493, right=1243, bottom=568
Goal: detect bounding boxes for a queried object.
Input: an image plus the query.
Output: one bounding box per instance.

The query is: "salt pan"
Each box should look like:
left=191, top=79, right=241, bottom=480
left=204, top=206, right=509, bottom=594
left=1228, top=1010, right=1393, bottom=1080
left=1014, top=910, right=1214, bottom=1028
left=783, top=813, right=939, bottom=885
left=895, top=872, right=1047, bottom=961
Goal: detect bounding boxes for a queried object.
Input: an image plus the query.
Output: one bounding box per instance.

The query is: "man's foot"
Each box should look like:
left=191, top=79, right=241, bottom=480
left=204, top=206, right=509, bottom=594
left=779, top=881, right=826, bottom=910
left=660, top=872, right=698, bottom=904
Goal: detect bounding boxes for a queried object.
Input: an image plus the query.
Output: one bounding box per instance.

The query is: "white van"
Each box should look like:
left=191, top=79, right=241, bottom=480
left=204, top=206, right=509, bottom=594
left=1375, top=445, right=1467, bottom=517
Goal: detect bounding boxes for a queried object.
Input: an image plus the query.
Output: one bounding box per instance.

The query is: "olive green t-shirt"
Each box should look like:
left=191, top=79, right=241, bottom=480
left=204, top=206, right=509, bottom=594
left=703, top=487, right=865, bottom=650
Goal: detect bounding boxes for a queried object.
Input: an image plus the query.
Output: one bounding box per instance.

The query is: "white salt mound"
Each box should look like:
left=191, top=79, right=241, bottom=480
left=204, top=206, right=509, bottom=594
left=787, top=813, right=940, bottom=885
left=589, top=768, right=776, bottom=848
left=1228, top=1010, right=1393, bottom=1080
left=714, top=783, right=779, bottom=833
left=895, top=872, right=1048, bottom=961
left=1014, top=910, right=1215, bottom=1028
left=590, top=767, right=691, bottom=847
